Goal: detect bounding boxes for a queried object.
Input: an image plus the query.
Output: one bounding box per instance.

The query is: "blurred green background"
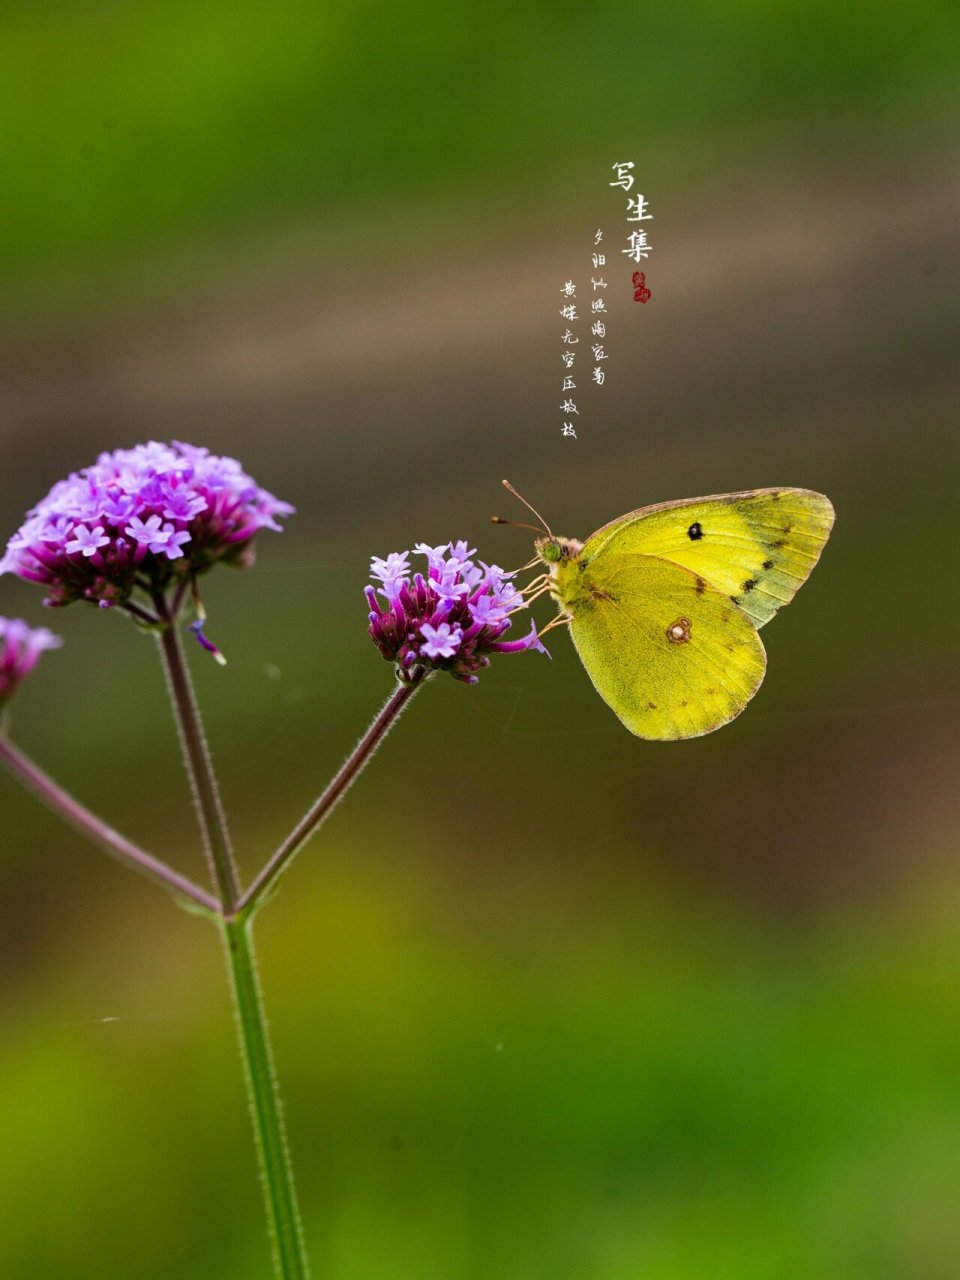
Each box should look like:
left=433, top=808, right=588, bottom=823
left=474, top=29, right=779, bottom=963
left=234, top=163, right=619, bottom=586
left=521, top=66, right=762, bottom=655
left=1, top=2, right=959, bottom=1277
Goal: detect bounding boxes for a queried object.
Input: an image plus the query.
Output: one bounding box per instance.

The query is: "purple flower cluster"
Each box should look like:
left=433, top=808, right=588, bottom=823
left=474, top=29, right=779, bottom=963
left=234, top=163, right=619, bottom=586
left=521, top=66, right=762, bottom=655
left=1, top=441, right=293, bottom=609
left=366, top=541, right=547, bottom=683
left=0, top=618, right=61, bottom=706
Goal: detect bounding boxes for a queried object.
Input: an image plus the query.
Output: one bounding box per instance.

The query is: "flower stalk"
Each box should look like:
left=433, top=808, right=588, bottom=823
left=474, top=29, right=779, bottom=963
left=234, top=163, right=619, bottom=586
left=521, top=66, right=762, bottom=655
left=155, top=606, right=241, bottom=910
left=0, top=732, right=219, bottom=914
left=237, top=673, right=426, bottom=917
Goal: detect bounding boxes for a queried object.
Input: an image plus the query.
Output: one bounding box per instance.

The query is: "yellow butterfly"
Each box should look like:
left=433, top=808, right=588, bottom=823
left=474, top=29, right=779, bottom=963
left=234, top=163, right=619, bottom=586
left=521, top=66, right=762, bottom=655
left=504, top=485, right=834, bottom=740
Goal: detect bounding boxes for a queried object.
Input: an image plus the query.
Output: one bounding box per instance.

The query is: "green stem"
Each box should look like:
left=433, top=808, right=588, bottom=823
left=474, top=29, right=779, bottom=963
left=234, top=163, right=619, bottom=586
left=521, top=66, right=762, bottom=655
left=155, top=601, right=311, bottom=1276
left=237, top=674, right=426, bottom=917
left=222, top=915, right=312, bottom=1279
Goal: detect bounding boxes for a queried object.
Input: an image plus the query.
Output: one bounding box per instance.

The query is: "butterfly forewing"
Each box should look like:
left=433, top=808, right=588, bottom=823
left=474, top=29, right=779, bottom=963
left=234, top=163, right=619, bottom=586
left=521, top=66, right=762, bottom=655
left=568, top=555, right=767, bottom=740
left=581, top=488, right=835, bottom=629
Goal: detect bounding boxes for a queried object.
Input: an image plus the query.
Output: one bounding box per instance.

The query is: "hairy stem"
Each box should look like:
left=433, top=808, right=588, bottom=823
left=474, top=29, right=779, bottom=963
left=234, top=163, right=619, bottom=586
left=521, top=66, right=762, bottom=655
left=156, top=615, right=240, bottom=910
left=222, top=915, right=312, bottom=1279
left=237, top=674, right=425, bottom=917
left=0, top=733, right=218, bottom=914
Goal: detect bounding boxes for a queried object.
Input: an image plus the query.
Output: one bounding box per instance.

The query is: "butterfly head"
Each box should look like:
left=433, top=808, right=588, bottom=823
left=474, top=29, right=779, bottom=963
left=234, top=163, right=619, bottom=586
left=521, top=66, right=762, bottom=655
left=534, top=535, right=583, bottom=568
left=493, top=481, right=583, bottom=573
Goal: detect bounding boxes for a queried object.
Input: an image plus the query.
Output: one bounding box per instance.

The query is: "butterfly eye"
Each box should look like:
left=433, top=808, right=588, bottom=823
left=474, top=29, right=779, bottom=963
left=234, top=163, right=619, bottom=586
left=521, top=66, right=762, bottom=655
left=541, top=541, right=563, bottom=563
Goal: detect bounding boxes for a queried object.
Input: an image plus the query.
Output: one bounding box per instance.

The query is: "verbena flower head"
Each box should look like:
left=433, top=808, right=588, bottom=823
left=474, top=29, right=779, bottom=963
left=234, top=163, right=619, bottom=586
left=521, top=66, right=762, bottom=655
left=366, top=541, right=548, bottom=683
left=1, top=441, right=293, bottom=609
left=0, top=617, right=62, bottom=706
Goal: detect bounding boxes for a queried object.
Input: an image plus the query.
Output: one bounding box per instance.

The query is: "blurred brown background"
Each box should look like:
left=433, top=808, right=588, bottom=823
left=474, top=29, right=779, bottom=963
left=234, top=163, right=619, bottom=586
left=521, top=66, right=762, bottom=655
left=1, top=3, right=958, bottom=1277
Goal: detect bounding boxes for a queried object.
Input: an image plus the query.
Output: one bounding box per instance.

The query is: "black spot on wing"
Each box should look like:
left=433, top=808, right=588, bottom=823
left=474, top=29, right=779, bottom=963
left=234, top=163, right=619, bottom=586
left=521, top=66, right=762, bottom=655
left=742, top=578, right=758, bottom=592
left=762, top=559, right=774, bottom=570
left=687, top=521, right=703, bottom=540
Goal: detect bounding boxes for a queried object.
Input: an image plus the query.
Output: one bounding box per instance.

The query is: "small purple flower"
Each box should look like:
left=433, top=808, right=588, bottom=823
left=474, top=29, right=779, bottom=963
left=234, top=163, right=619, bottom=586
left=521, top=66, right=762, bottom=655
left=1, top=441, right=293, bottom=609
left=366, top=541, right=548, bottom=683
left=65, top=524, right=110, bottom=558
left=419, top=621, right=463, bottom=659
left=467, top=594, right=500, bottom=626
left=125, top=514, right=172, bottom=553
left=162, top=527, right=193, bottom=559
left=448, top=541, right=477, bottom=564
left=370, top=552, right=410, bottom=602
left=0, top=617, right=62, bottom=706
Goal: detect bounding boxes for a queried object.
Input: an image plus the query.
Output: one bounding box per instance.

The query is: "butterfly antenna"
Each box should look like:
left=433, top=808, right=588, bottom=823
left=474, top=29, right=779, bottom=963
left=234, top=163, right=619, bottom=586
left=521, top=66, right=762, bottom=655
left=490, top=515, right=542, bottom=533
left=496, top=480, right=553, bottom=537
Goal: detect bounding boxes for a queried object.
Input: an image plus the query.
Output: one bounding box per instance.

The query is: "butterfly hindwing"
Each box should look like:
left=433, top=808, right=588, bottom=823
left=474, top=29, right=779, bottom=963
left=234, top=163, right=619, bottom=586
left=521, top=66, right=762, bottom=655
left=581, top=488, right=835, bottom=629
left=567, top=554, right=767, bottom=740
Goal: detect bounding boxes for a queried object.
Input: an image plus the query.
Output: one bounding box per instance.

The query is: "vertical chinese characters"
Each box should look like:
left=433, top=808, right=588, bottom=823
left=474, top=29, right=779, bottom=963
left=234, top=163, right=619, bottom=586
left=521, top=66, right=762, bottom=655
left=611, top=161, right=654, bottom=295
left=555, top=163, right=654, bottom=442
left=591, top=227, right=608, bottom=391
left=559, top=277, right=580, bottom=438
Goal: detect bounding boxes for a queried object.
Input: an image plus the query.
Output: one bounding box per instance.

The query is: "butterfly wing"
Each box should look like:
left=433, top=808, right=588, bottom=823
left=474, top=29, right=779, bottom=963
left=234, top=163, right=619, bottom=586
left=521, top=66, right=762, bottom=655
left=568, top=553, right=767, bottom=740
left=581, top=488, right=834, bottom=629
